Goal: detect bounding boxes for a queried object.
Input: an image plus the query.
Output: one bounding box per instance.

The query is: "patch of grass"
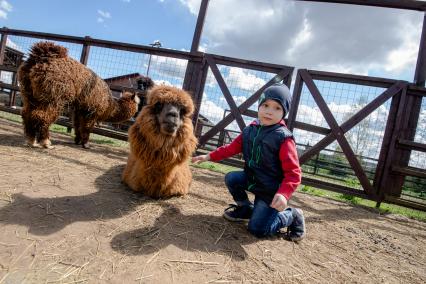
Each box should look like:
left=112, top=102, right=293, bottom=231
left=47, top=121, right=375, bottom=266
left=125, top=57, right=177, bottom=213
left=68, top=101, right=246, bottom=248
left=301, top=185, right=426, bottom=222
left=0, top=110, right=22, bottom=123
left=191, top=161, right=237, bottom=174
left=0, top=110, right=128, bottom=147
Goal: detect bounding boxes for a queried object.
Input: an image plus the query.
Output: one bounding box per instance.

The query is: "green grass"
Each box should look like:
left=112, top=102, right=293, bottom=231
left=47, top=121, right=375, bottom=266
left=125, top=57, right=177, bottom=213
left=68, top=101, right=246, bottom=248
left=0, top=110, right=128, bottom=147
left=191, top=160, right=237, bottom=174
left=300, top=185, right=426, bottom=222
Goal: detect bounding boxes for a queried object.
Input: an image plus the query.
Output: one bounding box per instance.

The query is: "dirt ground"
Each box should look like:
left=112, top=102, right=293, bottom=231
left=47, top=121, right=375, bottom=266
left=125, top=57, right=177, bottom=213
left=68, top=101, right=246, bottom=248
left=0, top=118, right=425, bottom=284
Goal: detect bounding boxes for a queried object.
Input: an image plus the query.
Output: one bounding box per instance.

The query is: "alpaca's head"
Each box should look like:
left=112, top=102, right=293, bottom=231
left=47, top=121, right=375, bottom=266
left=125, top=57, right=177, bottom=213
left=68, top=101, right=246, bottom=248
left=135, top=76, right=155, bottom=114
left=146, top=85, right=194, bottom=136
left=115, top=91, right=141, bottom=120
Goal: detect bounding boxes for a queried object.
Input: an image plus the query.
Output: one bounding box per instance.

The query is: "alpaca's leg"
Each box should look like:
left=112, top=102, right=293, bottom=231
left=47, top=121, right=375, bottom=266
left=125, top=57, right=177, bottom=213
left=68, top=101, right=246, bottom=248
left=80, top=118, right=96, bottom=149
left=164, top=165, right=192, bottom=197
left=21, top=104, right=39, bottom=147
left=37, top=105, right=60, bottom=149
left=73, top=109, right=83, bottom=145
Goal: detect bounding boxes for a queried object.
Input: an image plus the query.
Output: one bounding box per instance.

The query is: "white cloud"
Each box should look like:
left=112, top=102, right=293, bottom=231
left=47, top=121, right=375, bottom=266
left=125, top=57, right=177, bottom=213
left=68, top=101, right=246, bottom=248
left=179, top=0, right=423, bottom=80
left=0, top=0, right=12, bottom=19
left=97, top=17, right=104, bottom=23
left=0, top=0, right=12, bottom=12
left=226, top=67, right=266, bottom=92
left=199, top=96, right=226, bottom=124
left=179, top=0, right=200, bottom=15
left=98, top=10, right=111, bottom=18
left=122, top=0, right=131, bottom=2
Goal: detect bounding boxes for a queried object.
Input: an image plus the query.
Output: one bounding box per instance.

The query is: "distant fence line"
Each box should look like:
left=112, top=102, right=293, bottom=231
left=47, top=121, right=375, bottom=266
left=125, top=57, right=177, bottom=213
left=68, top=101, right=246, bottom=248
left=0, top=27, right=425, bottom=211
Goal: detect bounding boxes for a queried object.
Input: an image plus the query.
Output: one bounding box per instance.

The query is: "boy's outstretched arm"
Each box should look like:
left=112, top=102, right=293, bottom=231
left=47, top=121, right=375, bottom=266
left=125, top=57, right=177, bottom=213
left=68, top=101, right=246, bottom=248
left=192, top=134, right=243, bottom=164
left=275, top=138, right=302, bottom=201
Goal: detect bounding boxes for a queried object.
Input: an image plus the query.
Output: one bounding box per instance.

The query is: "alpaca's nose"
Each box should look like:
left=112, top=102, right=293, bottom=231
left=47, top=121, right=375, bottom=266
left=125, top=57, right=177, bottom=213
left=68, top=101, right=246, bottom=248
left=165, top=106, right=180, bottom=122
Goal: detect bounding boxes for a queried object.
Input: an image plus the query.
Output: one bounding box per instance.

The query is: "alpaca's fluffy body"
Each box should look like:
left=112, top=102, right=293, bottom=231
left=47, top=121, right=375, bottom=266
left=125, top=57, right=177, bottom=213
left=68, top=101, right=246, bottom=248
left=122, top=85, right=197, bottom=198
left=18, top=41, right=141, bottom=148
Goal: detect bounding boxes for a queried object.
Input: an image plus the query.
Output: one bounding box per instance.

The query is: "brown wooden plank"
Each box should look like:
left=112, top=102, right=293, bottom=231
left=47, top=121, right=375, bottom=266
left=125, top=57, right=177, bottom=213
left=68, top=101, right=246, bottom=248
left=0, top=82, right=20, bottom=91
left=391, top=165, right=426, bottom=179
left=80, top=37, right=91, bottom=65
left=190, top=0, right=209, bottom=53
left=397, top=139, right=426, bottom=152
left=384, top=196, right=426, bottom=211
left=301, top=177, right=373, bottom=199
left=0, top=65, right=18, bottom=72
left=373, top=87, right=403, bottom=190
left=0, top=33, right=7, bottom=65
left=210, top=54, right=294, bottom=74
left=294, top=0, right=426, bottom=11
left=287, top=71, right=303, bottom=131
left=308, top=69, right=397, bottom=88
left=205, top=54, right=246, bottom=130
left=300, top=69, right=374, bottom=194
left=377, top=86, right=408, bottom=197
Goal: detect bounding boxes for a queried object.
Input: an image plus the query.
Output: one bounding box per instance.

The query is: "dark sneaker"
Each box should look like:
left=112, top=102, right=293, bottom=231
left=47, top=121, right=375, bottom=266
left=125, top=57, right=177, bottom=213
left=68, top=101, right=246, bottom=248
left=223, top=204, right=253, bottom=222
left=287, top=208, right=306, bottom=242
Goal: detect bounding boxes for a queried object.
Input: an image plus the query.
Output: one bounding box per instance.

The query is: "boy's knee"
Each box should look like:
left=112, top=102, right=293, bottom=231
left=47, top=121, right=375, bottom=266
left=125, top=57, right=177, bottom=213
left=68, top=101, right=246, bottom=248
left=247, top=221, right=270, bottom=238
left=224, top=172, right=237, bottom=187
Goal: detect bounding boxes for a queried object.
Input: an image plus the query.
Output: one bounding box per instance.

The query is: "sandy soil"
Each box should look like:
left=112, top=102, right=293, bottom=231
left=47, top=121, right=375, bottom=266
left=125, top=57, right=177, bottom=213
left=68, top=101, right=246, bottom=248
left=0, top=118, right=425, bottom=284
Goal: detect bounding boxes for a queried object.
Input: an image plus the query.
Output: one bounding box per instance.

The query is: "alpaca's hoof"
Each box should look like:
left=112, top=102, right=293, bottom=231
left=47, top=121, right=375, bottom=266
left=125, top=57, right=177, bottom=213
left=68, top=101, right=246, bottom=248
left=82, top=143, right=90, bottom=149
left=26, top=139, right=41, bottom=148
left=42, top=144, right=55, bottom=149
left=39, top=139, right=54, bottom=149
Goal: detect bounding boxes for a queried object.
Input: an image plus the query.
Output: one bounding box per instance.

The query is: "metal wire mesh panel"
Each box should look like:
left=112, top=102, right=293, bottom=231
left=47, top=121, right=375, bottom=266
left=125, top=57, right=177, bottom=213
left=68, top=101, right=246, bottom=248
left=199, top=65, right=276, bottom=128
left=294, top=78, right=393, bottom=190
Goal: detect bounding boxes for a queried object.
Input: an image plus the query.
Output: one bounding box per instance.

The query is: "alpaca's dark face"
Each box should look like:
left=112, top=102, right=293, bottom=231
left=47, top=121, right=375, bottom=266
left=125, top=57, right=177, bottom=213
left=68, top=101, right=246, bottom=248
left=153, top=102, right=186, bottom=136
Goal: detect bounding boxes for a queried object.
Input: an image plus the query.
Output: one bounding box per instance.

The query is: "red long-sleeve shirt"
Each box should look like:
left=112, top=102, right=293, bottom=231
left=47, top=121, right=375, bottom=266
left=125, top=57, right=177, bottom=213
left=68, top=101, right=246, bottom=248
left=209, top=120, right=301, bottom=200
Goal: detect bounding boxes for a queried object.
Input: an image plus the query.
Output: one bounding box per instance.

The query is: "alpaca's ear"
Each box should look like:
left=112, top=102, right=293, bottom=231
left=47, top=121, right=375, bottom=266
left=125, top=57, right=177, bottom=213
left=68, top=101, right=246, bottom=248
left=132, top=94, right=141, bottom=105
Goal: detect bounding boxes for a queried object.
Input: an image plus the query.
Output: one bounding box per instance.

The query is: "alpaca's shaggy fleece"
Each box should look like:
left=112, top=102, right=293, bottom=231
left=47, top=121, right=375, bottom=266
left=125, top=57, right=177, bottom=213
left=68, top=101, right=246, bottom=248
left=122, top=85, right=198, bottom=198
left=18, top=41, right=141, bottom=148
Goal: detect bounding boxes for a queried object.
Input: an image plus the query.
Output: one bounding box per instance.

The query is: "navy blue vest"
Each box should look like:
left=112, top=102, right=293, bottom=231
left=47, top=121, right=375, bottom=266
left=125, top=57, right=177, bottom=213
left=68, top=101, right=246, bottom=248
left=242, top=122, right=293, bottom=204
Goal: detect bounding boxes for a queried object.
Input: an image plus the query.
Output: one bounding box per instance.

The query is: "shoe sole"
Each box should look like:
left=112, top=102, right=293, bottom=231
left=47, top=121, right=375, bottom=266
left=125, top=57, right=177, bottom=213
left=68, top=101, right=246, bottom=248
left=222, top=212, right=250, bottom=222
left=289, top=209, right=306, bottom=242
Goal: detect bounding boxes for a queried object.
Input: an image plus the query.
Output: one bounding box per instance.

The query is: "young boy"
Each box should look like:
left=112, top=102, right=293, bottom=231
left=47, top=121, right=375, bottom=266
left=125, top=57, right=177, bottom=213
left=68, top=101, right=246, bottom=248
left=192, top=83, right=305, bottom=241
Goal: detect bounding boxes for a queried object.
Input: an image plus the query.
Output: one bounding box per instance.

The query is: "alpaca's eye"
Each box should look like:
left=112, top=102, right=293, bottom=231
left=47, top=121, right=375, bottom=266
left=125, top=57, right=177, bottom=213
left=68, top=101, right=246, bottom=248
left=153, top=102, right=163, bottom=114
left=180, top=108, right=187, bottom=117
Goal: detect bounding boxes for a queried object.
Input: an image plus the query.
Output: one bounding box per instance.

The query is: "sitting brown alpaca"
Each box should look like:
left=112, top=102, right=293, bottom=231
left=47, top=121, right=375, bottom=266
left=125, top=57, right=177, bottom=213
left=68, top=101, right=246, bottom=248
left=122, top=85, right=198, bottom=198
left=18, top=41, right=151, bottom=148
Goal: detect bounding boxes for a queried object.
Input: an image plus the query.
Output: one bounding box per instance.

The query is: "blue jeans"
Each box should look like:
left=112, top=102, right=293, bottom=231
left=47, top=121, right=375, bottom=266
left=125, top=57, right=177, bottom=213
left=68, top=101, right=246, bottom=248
left=224, top=171, right=295, bottom=237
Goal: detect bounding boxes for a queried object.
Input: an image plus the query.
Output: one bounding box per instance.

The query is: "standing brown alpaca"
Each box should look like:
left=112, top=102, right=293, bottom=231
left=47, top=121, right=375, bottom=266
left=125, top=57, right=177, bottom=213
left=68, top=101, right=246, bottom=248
left=18, top=41, right=148, bottom=149
left=122, top=85, right=198, bottom=198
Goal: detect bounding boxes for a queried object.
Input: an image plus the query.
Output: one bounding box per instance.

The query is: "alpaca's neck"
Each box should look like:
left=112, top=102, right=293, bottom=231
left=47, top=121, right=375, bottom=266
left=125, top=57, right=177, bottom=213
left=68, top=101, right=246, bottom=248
left=103, top=98, right=134, bottom=122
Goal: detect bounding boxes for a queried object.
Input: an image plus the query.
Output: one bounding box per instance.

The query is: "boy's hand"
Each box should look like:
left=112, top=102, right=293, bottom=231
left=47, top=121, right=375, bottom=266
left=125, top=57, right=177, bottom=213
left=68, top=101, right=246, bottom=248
left=270, top=193, right=288, bottom=212
left=191, top=154, right=210, bottom=164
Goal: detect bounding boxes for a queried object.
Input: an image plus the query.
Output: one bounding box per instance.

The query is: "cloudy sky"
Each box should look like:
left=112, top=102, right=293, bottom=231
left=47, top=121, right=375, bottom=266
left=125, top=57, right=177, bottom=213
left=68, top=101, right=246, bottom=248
left=0, top=0, right=424, bottom=162
left=1, top=0, right=424, bottom=80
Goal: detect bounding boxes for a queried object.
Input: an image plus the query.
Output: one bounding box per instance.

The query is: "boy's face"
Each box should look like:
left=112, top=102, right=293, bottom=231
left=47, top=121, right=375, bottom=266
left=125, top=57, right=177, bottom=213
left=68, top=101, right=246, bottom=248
left=258, top=99, right=284, bottom=126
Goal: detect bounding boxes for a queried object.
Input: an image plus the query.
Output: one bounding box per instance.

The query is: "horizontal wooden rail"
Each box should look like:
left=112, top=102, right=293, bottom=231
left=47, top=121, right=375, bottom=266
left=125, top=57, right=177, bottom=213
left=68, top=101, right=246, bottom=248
left=295, top=0, right=426, bottom=11
left=0, top=27, right=201, bottom=61
left=397, top=139, right=426, bottom=152
left=391, top=165, right=426, bottom=179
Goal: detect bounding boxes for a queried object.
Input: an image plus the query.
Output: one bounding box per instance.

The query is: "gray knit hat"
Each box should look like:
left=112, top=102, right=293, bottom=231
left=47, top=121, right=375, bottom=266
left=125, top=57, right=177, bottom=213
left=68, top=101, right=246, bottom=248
left=258, top=83, right=292, bottom=118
